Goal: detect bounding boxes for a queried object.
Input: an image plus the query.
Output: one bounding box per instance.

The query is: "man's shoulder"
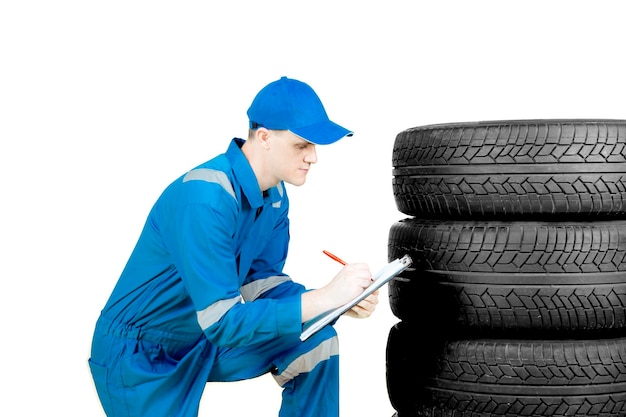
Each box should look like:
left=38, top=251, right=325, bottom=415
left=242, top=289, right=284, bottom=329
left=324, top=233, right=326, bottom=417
left=192, top=152, right=232, bottom=173
left=155, top=153, right=236, bottom=206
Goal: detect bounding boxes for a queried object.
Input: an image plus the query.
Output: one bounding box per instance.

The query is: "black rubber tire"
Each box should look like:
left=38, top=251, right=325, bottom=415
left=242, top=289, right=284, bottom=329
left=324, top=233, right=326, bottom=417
left=392, top=119, right=626, bottom=219
left=386, top=322, right=626, bottom=417
left=387, top=218, right=626, bottom=335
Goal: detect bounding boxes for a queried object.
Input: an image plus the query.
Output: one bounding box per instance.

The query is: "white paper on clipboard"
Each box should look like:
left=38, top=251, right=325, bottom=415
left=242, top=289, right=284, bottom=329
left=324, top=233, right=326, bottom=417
left=300, top=254, right=412, bottom=341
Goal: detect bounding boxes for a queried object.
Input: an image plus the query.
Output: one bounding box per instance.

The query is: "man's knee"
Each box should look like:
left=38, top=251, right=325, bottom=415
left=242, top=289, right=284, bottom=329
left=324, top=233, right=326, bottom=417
left=272, top=326, right=339, bottom=387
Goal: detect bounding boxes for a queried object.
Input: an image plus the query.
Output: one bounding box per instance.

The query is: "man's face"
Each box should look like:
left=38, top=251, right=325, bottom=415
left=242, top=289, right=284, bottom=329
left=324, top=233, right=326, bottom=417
left=268, top=130, right=318, bottom=186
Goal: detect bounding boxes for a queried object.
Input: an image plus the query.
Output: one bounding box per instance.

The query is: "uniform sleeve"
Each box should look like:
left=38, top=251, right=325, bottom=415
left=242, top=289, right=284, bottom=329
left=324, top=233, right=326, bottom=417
left=161, top=183, right=302, bottom=348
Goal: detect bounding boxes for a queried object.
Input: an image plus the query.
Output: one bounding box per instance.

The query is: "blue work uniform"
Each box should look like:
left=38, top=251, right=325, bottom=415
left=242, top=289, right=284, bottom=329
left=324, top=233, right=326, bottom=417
left=88, top=138, right=339, bottom=417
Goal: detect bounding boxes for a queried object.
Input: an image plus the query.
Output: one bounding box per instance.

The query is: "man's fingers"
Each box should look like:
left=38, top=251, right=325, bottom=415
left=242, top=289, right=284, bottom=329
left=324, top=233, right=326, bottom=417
left=345, top=295, right=379, bottom=319
left=346, top=305, right=372, bottom=319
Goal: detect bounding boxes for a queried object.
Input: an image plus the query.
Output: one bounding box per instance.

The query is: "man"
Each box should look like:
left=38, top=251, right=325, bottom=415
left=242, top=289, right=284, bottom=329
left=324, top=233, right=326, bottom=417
left=88, top=76, right=378, bottom=417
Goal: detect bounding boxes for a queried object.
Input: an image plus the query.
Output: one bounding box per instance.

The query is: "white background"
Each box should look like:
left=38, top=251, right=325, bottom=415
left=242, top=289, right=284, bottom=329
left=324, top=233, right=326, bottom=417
left=1, top=1, right=624, bottom=416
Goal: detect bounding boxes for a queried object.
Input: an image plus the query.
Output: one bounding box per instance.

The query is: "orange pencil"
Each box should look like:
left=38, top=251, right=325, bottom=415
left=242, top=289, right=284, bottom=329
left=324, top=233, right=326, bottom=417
left=322, top=250, right=347, bottom=265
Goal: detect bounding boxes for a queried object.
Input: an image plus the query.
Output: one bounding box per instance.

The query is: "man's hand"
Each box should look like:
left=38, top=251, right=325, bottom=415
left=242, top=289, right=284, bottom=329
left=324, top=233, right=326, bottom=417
left=301, top=263, right=372, bottom=323
left=344, top=290, right=379, bottom=319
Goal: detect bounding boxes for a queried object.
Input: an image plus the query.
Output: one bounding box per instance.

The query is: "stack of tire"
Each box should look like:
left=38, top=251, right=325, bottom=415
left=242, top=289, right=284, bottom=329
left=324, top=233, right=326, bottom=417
left=385, top=119, right=626, bottom=417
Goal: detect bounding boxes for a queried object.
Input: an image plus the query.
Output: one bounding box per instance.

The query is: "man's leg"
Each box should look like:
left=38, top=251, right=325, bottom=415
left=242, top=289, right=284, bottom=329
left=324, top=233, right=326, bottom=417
left=89, top=316, right=214, bottom=417
left=208, top=325, right=340, bottom=417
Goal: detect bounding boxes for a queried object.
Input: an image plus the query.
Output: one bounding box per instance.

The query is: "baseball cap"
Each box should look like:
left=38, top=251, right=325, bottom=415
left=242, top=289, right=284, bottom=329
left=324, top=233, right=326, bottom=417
left=247, top=76, right=353, bottom=145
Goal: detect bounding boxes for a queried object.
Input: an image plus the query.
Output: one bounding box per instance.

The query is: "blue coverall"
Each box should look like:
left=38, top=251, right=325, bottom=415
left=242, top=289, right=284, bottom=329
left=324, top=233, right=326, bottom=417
left=88, top=138, right=340, bottom=417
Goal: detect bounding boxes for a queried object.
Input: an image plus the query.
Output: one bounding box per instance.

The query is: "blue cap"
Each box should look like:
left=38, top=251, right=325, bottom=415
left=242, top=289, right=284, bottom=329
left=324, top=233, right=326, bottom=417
left=247, top=77, right=353, bottom=145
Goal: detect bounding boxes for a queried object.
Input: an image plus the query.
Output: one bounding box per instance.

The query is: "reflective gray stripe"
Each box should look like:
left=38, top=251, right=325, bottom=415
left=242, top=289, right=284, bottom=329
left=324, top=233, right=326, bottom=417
left=273, top=336, right=339, bottom=387
left=240, top=275, right=293, bottom=301
left=183, top=168, right=237, bottom=202
left=273, top=183, right=283, bottom=208
left=196, top=296, right=242, bottom=330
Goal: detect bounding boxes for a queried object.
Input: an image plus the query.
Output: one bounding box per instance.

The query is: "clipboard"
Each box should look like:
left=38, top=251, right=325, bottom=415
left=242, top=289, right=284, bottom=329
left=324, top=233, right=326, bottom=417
left=300, top=254, right=412, bottom=341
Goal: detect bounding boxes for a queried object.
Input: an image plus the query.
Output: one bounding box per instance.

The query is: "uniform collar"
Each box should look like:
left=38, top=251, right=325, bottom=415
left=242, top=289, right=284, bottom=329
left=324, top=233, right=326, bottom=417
left=226, top=138, right=283, bottom=209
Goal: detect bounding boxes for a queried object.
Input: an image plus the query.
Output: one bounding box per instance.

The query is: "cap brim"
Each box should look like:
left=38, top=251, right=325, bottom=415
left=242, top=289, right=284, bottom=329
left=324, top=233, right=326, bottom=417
left=290, top=120, right=353, bottom=145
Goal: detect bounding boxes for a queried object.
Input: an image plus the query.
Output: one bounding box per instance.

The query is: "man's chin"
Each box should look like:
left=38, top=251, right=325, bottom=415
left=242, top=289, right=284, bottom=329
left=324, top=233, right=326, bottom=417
left=285, top=177, right=307, bottom=187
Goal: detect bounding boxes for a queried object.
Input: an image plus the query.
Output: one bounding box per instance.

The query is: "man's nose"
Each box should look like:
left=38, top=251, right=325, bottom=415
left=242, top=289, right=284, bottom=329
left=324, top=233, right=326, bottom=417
left=305, top=146, right=318, bottom=164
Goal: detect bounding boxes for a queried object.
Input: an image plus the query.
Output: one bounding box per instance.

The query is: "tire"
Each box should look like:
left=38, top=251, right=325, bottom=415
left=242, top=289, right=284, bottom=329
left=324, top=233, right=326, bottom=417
left=386, top=322, right=626, bottom=417
left=392, top=119, right=626, bottom=219
left=387, top=218, right=626, bottom=335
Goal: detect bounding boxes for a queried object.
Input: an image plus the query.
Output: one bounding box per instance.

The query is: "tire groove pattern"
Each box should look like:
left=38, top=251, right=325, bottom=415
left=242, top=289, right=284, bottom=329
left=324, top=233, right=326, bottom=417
left=386, top=322, right=626, bottom=416
left=392, top=120, right=626, bottom=218
left=387, top=219, right=626, bottom=333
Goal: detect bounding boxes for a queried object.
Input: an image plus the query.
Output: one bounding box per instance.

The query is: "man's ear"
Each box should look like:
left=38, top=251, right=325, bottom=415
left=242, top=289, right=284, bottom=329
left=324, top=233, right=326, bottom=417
left=255, top=128, right=271, bottom=150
